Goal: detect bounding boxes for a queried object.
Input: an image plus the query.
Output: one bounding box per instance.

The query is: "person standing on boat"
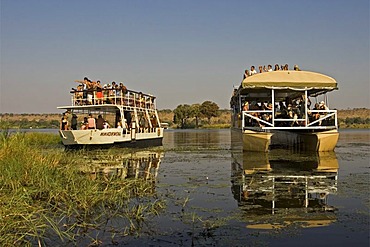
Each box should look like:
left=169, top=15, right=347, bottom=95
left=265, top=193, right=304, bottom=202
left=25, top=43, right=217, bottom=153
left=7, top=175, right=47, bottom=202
left=115, top=84, right=121, bottom=105
left=110, top=82, right=117, bottom=104
left=103, top=84, right=109, bottom=104
left=96, top=115, right=105, bottom=130
left=60, top=113, right=68, bottom=130
left=243, top=69, right=249, bottom=79
left=243, top=101, right=249, bottom=111
left=86, top=79, right=95, bottom=105
left=250, top=66, right=258, bottom=75
left=258, top=66, right=264, bottom=73
left=81, top=117, right=88, bottom=130
left=319, top=101, right=329, bottom=111
left=267, top=64, right=273, bottom=72
left=299, top=95, right=311, bottom=119
left=121, top=82, right=128, bottom=105
left=71, top=114, right=78, bottom=130
left=75, top=77, right=92, bottom=105
left=96, top=80, right=103, bottom=104
left=87, top=114, right=96, bottom=129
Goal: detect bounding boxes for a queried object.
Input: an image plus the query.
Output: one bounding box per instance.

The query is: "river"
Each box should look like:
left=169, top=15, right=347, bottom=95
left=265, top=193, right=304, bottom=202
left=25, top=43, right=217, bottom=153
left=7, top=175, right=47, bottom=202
left=22, top=128, right=370, bottom=246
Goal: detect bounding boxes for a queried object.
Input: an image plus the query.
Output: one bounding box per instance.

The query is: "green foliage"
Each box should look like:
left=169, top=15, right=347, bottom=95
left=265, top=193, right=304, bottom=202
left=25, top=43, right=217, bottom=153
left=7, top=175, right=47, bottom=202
left=338, top=117, right=370, bottom=128
left=159, top=109, right=172, bottom=114
left=172, top=101, right=224, bottom=128
left=173, top=104, right=193, bottom=129
left=0, top=119, right=59, bottom=129
left=200, top=101, right=220, bottom=123
left=191, top=104, right=201, bottom=128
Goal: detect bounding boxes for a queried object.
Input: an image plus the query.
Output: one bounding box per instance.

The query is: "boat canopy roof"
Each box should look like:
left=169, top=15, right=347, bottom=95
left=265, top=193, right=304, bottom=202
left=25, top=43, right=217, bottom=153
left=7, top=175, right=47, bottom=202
left=241, top=71, right=337, bottom=90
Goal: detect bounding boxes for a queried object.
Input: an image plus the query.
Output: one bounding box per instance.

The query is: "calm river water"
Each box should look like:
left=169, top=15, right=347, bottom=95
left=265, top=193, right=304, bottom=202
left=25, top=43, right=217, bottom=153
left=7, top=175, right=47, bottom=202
left=32, top=129, right=370, bottom=246
left=141, top=129, right=369, bottom=247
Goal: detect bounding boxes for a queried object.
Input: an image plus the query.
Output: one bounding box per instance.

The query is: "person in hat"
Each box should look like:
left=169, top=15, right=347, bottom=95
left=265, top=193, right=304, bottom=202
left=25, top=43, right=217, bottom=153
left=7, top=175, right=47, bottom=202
left=103, top=84, right=110, bottom=104
left=319, top=101, right=329, bottom=111
left=243, top=101, right=249, bottom=111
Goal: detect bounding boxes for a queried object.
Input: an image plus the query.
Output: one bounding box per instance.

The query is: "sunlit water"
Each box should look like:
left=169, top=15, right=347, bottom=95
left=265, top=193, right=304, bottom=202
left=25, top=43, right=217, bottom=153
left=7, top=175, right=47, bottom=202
left=22, top=128, right=370, bottom=246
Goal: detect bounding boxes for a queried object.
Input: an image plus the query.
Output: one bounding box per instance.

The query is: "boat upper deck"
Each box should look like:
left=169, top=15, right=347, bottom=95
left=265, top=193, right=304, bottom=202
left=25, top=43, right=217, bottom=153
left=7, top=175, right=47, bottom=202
left=59, top=88, right=158, bottom=112
left=237, top=70, right=337, bottom=96
left=231, top=70, right=339, bottom=130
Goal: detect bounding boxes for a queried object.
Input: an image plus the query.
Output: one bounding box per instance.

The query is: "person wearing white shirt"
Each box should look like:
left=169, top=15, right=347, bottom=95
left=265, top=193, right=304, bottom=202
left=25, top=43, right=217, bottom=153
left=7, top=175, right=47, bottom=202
left=267, top=64, right=273, bottom=72
left=250, top=66, right=258, bottom=75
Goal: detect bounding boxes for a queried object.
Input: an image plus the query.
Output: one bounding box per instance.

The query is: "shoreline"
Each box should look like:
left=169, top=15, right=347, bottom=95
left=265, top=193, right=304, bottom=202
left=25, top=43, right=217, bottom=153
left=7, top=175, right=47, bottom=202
left=1, top=108, right=369, bottom=130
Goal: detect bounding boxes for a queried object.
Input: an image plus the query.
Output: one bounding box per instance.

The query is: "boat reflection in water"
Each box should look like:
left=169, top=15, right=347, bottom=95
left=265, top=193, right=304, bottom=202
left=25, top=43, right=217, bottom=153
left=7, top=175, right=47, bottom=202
left=78, top=150, right=163, bottom=181
left=231, top=150, right=338, bottom=229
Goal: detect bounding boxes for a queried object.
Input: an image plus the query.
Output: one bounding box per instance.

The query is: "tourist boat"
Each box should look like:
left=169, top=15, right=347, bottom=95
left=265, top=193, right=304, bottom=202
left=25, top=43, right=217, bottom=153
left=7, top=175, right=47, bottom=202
left=230, top=70, right=339, bottom=152
left=57, top=84, right=164, bottom=148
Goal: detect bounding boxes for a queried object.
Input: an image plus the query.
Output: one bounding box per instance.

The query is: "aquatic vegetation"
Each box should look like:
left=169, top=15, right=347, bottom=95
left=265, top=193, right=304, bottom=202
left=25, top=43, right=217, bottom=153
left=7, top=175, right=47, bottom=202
left=0, top=132, right=165, bottom=246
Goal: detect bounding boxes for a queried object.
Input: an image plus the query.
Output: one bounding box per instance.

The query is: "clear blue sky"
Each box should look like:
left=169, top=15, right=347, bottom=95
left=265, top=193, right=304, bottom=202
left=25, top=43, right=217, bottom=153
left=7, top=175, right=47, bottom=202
left=1, top=0, right=369, bottom=113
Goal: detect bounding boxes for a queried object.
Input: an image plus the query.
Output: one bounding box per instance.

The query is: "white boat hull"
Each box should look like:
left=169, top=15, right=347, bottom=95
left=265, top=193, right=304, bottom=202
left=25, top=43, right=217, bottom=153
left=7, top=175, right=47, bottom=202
left=59, top=128, right=164, bottom=148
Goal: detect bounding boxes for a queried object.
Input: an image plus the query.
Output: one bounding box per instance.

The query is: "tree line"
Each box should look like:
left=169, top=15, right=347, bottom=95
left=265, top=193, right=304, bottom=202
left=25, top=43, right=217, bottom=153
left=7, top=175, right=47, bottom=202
left=1, top=106, right=369, bottom=129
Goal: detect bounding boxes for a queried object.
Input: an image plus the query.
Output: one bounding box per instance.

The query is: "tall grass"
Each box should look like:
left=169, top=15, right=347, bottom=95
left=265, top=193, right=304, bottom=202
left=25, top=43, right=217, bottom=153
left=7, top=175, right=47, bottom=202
left=0, top=132, right=165, bottom=246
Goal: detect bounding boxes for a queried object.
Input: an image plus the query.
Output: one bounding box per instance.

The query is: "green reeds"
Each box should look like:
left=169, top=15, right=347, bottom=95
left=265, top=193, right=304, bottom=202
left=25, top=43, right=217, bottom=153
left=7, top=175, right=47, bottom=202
left=0, top=132, right=165, bottom=246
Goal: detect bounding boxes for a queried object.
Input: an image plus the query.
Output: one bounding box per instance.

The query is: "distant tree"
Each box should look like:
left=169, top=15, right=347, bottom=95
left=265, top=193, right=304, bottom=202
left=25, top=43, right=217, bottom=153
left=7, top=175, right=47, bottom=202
left=191, top=104, right=201, bottom=128
left=200, top=101, right=219, bottom=124
left=353, top=117, right=362, bottom=124
left=159, top=109, right=172, bottom=114
left=173, top=104, right=192, bottom=129
left=50, top=120, right=60, bottom=128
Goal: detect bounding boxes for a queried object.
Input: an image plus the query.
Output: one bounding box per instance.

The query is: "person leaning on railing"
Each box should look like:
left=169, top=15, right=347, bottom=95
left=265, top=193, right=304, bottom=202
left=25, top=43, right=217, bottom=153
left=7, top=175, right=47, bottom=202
left=72, top=85, right=84, bottom=105
left=103, top=84, right=110, bottom=104
left=73, top=78, right=129, bottom=106
left=75, top=77, right=95, bottom=105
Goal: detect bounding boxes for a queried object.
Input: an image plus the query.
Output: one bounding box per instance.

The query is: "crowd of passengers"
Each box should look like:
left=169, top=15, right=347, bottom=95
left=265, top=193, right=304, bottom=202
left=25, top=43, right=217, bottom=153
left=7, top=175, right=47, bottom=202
left=61, top=112, right=120, bottom=131
left=60, top=111, right=159, bottom=132
left=243, top=64, right=301, bottom=79
left=242, top=96, right=332, bottom=127
left=72, top=77, right=154, bottom=107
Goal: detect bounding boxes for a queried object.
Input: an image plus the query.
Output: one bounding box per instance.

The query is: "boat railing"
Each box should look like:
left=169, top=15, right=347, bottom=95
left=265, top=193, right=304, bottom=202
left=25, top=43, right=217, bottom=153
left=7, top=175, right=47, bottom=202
left=69, top=89, right=156, bottom=110
left=241, top=109, right=337, bottom=129
left=243, top=110, right=274, bottom=127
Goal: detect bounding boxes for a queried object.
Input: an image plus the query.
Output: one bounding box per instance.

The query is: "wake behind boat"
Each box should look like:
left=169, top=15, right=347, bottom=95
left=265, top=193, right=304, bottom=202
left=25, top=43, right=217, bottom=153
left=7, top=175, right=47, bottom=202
left=230, top=68, right=339, bottom=152
left=58, top=79, right=164, bottom=148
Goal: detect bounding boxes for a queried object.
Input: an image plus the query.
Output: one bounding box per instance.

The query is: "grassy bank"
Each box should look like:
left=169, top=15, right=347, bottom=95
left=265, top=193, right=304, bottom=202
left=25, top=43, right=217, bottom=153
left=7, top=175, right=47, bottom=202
left=0, top=131, right=164, bottom=246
